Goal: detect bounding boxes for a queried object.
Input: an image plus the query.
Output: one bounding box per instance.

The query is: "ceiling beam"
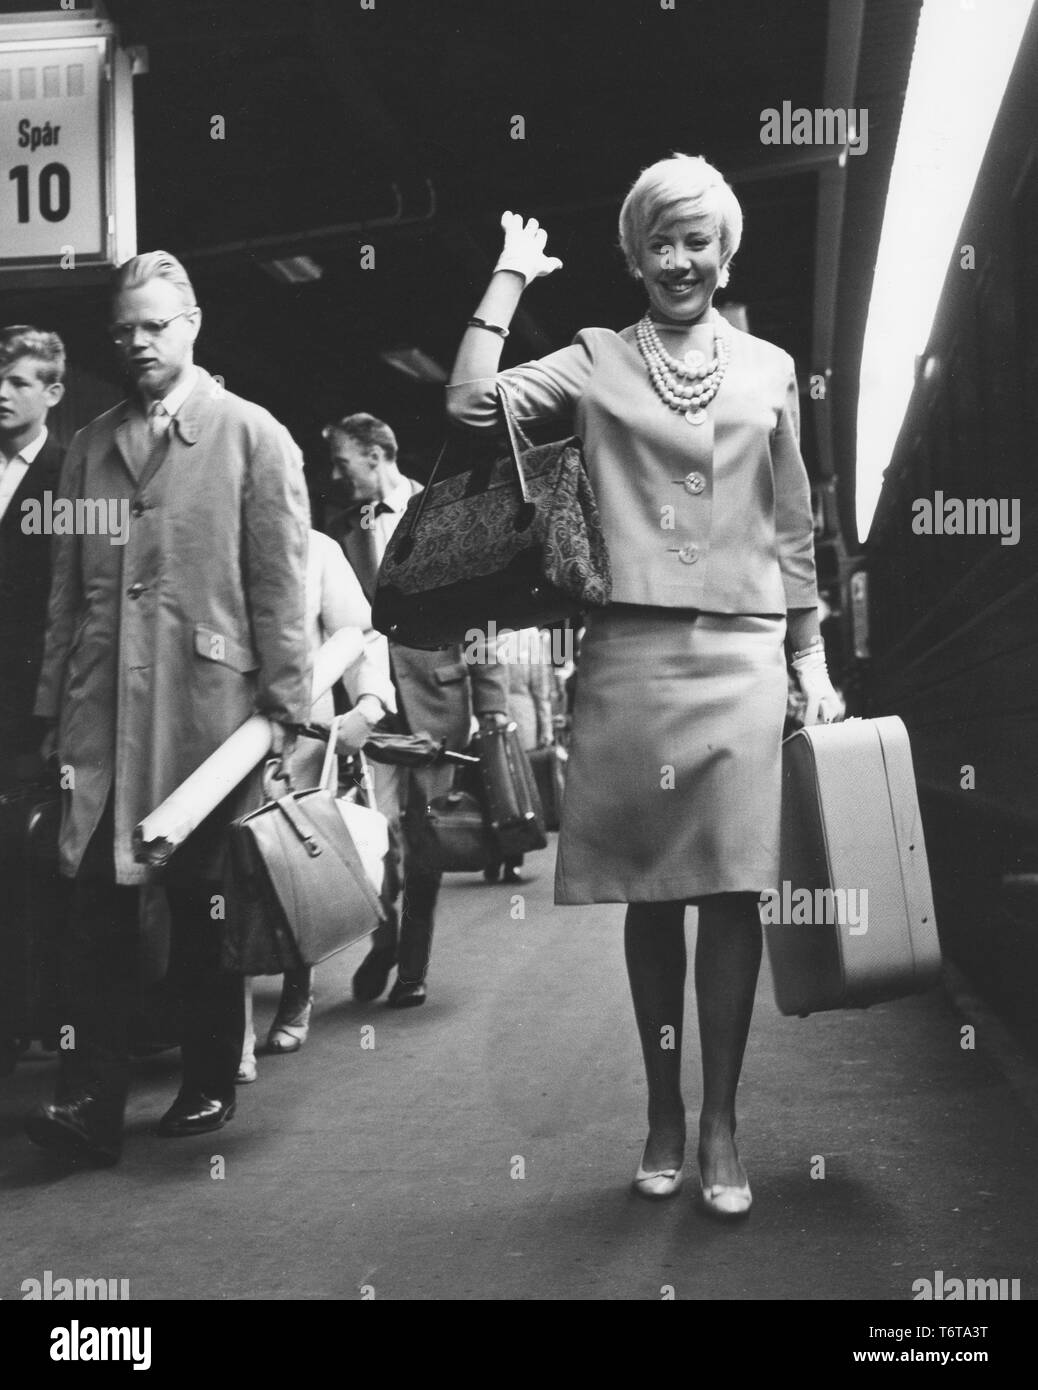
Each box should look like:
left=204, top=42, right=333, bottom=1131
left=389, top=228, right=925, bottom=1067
left=306, top=0, right=555, bottom=356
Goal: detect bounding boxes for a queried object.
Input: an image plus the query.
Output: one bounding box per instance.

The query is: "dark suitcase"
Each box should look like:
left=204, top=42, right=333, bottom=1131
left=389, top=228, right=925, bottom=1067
left=413, top=786, right=496, bottom=873
left=472, top=722, right=548, bottom=858
left=0, top=778, right=65, bottom=1057
left=764, top=716, right=942, bottom=1017
left=526, top=745, right=568, bottom=832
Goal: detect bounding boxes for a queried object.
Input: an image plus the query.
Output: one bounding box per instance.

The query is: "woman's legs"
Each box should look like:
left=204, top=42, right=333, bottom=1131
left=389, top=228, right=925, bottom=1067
left=266, top=966, right=314, bottom=1053
left=236, top=978, right=257, bottom=1083
left=624, top=901, right=688, bottom=1170
left=694, top=892, right=762, bottom=1189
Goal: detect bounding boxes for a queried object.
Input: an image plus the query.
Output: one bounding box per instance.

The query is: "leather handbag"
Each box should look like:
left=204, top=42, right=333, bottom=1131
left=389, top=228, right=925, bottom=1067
left=222, top=733, right=385, bottom=976
left=526, top=743, right=568, bottom=832
left=321, top=722, right=390, bottom=898
left=371, top=382, right=612, bottom=649
left=471, top=721, right=548, bottom=857
left=412, top=773, right=496, bottom=873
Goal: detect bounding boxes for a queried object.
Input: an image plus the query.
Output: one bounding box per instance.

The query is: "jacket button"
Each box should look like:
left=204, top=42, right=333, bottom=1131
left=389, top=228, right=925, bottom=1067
left=683, top=471, right=706, bottom=495
left=127, top=582, right=146, bottom=599
left=131, top=501, right=145, bottom=518
left=677, top=544, right=700, bottom=565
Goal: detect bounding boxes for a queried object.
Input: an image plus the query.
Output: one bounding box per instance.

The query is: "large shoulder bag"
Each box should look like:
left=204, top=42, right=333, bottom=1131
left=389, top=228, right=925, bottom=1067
left=371, top=382, right=612, bottom=650
left=222, top=728, right=386, bottom=976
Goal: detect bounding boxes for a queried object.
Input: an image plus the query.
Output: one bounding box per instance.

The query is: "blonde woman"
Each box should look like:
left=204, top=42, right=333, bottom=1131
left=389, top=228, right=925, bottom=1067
left=447, top=155, right=841, bottom=1217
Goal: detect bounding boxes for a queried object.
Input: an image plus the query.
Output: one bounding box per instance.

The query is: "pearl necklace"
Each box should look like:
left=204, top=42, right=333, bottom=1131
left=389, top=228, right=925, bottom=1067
left=635, top=310, right=730, bottom=425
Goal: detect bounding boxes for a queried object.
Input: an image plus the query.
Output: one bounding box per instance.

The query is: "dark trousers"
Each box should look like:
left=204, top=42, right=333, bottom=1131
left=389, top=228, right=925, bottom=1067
left=369, top=762, right=446, bottom=984
left=371, top=861, right=442, bottom=985
left=57, top=798, right=243, bottom=1117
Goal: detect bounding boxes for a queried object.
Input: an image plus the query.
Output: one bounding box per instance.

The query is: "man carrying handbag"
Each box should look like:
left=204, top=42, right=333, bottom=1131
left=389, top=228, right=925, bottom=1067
left=323, top=413, right=510, bottom=1007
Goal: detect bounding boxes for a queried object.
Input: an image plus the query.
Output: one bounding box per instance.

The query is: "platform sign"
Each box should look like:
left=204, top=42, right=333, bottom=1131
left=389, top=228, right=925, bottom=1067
left=0, top=13, right=136, bottom=276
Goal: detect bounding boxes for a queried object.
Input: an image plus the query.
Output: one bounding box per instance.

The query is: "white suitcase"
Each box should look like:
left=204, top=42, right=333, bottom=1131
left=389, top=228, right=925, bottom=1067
left=764, top=716, right=942, bottom=1016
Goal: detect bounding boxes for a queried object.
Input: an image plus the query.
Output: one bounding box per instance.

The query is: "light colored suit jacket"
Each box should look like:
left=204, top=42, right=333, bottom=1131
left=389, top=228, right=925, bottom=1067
left=447, top=321, right=819, bottom=614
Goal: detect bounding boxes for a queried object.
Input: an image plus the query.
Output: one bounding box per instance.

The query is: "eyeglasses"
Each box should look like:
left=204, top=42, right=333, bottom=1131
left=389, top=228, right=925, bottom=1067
left=108, top=309, right=197, bottom=346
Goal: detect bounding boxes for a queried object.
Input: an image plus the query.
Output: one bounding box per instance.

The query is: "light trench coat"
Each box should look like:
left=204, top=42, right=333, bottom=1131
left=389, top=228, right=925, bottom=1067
left=34, top=368, right=312, bottom=885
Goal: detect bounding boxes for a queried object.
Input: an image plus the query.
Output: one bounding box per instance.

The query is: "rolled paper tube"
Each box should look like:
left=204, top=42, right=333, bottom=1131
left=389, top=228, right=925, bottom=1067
left=133, top=627, right=364, bottom=866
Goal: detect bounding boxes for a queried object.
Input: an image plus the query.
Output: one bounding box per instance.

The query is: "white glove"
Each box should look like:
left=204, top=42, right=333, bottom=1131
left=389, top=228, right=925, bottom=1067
left=336, top=705, right=378, bottom=756
left=494, top=212, right=564, bottom=285
left=792, top=649, right=844, bottom=726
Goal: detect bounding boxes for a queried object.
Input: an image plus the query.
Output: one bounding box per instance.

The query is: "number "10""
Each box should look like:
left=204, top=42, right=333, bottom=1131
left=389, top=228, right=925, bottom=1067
left=9, top=162, right=71, bottom=222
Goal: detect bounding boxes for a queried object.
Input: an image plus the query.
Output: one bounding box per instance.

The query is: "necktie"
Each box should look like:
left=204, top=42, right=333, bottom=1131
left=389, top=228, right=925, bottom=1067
left=344, top=502, right=392, bottom=602
left=147, top=401, right=170, bottom=438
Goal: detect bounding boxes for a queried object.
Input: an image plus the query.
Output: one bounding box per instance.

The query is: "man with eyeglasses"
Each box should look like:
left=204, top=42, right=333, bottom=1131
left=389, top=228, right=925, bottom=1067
left=25, top=251, right=311, bottom=1166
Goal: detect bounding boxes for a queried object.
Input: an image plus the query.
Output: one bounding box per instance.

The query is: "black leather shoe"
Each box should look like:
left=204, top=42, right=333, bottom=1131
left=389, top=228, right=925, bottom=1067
left=352, top=946, right=397, bottom=1002
left=25, top=1097, right=122, bottom=1166
left=386, top=978, right=427, bottom=1008
left=156, top=1091, right=236, bottom=1137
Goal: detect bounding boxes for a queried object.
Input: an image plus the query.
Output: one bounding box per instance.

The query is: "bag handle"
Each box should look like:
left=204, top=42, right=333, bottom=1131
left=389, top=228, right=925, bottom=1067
left=320, top=713, right=378, bottom=812
left=397, top=380, right=533, bottom=558
left=320, top=715, right=341, bottom=792
left=272, top=787, right=324, bottom=858
left=495, top=379, right=535, bottom=486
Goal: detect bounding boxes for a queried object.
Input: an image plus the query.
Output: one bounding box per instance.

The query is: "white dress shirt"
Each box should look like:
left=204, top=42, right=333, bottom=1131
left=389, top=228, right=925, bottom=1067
left=371, top=475, right=414, bottom=562
left=306, top=529, right=396, bottom=720
left=0, top=424, right=48, bottom=522
left=148, top=367, right=198, bottom=433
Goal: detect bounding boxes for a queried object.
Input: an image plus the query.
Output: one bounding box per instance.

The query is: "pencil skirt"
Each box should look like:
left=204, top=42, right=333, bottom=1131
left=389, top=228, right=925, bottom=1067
left=554, top=606, right=787, bottom=905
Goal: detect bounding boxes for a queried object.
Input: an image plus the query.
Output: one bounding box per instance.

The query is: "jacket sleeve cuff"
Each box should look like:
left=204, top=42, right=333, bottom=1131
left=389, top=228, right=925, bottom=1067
left=445, top=377, right=503, bottom=429
left=354, top=682, right=397, bottom=714
left=783, top=575, right=821, bottom=610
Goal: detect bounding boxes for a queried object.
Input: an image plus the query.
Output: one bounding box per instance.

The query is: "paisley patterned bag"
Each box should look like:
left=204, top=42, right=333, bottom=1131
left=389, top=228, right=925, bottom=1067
left=371, top=384, right=611, bottom=650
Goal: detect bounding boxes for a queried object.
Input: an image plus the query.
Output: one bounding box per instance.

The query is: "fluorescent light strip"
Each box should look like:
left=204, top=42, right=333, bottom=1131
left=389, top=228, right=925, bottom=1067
left=855, top=0, right=1034, bottom=543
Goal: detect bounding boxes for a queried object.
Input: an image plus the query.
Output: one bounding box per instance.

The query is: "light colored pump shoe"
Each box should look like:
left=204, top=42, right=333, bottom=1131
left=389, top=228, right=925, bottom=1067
left=699, top=1180, right=753, bottom=1219
left=266, top=997, right=313, bottom=1054
left=236, top=1027, right=258, bottom=1085
left=632, top=1149, right=684, bottom=1200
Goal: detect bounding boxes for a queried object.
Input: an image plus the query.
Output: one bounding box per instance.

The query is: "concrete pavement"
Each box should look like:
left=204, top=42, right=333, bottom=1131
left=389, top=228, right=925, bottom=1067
left=2, top=833, right=1037, bottom=1301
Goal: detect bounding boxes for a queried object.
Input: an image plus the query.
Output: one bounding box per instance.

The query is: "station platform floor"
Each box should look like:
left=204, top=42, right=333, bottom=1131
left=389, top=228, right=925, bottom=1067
left=2, top=834, right=1037, bottom=1303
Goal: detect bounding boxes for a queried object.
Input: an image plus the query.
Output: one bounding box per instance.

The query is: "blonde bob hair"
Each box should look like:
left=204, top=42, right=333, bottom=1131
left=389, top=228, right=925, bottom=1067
left=618, top=153, right=743, bottom=277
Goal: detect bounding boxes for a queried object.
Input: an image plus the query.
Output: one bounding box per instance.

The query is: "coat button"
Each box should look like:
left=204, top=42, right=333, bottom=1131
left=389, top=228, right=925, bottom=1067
left=683, top=471, right=706, bottom=495
left=677, top=544, right=700, bottom=565
left=127, top=582, right=146, bottom=599
left=131, top=501, right=145, bottom=518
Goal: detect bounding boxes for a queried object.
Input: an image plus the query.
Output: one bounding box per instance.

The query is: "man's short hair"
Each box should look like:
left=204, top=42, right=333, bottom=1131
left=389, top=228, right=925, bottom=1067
left=0, top=325, right=66, bottom=385
left=112, top=250, right=197, bottom=307
left=322, top=412, right=398, bottom=460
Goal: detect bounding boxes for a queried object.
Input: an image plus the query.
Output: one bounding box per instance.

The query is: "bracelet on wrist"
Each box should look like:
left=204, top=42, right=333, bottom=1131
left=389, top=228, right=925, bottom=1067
left=792, top=638, right=824, bottom=660
left=792, top=649, right=827, bottom=673
left=467, top=317, right=509, bottom=339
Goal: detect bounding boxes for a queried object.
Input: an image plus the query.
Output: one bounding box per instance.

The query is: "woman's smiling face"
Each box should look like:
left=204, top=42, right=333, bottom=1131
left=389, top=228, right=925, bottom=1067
left=636, top=211, right=725, bottom=325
